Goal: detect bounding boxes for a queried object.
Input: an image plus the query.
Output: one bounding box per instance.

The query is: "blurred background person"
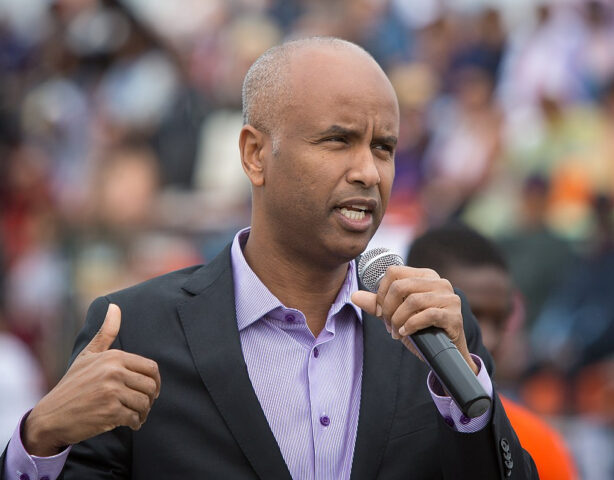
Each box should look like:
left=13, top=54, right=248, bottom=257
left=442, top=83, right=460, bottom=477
left=0, top=309, right=45, bottom=450
left=497, top=175, right=578, bottom=329
left=407, top=222, right=578, bottom=480
left=0, top=251, right=45, bottom=448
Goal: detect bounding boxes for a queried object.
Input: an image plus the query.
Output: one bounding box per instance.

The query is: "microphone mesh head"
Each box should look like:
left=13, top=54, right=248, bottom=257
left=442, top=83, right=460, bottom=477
left=358, top=248, right=404, bottom=292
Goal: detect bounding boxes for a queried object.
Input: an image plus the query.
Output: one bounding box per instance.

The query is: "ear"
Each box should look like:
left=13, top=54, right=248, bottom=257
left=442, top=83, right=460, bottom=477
left=239, top=124, right=266, bottom=187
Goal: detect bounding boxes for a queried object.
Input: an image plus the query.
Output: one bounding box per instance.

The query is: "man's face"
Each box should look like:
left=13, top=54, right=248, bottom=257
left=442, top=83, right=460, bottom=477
left=257, top=46, right=399, bottom=267
left=446, top=265, right=513, bottom=357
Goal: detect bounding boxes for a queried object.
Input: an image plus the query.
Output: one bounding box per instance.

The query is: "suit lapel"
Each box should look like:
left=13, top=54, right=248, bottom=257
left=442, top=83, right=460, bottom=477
left=177, top=246, right=291, bottom=480
left=351, top=312, right=404, bottom=480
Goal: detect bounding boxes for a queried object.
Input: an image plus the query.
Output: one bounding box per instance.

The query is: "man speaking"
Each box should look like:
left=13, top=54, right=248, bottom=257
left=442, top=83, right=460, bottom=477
left=1, top=37, right=538, bottom=479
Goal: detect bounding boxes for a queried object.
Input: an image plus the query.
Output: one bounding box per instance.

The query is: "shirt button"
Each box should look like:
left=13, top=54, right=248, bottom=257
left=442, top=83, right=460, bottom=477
left=313, top=347, right=319, bottom=358
left=444, top=416, right=454, bottom=427
left=19, top=474, right=29, bottom=480
left=460, top=414, right=471, bottom=425
left=320, top=415, right=330, bottom=427
left=285, top=314, right=295, bottom=322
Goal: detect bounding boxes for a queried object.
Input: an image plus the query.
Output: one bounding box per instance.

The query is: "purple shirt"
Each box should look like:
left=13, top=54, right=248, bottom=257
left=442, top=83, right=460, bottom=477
left=3, top=227, right=493, bottom=480
left=232, top=229, right=364, bottom=479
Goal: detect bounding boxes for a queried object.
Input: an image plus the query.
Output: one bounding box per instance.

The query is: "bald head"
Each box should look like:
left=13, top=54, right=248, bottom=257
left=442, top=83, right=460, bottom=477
left=241, top=37, right=381, bottom=136
left=239, top=35, right=399, bottom=270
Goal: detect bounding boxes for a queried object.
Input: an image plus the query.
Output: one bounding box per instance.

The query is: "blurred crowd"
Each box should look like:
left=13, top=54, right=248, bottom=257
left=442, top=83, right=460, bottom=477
left=1, top=0, right=614, bottom=477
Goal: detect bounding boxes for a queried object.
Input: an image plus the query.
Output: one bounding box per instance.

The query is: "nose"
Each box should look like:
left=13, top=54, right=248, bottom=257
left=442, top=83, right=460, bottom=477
left=346, top=145, right=380, bottom=188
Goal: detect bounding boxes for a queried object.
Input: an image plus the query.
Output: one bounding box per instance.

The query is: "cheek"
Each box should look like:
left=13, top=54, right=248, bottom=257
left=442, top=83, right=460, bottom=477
left=378, top=163, right=395, bottom=204
left=268, top=167, right=327, bottom=218
left=287, top=157, right=338, bottom=198
left=480, top=324, right=499, bottom=352
left=479, top=321, right=506, bottom=353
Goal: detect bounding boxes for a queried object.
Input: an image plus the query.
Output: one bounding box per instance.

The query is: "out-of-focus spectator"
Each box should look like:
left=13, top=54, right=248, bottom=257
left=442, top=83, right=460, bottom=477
left=498, top=1, right=587, bottom=113
left=450, top=7, right=507, bottom=83
left=421, top=64, right=502, bottom=224
left=339, top=0, right=410, bottom=69
left=407, top=223, right=579, bottom=480
left=0, top=243, right=44, bottom=449
left=579, top=0, right=614, bottom=99
left=386, top=62, right=438, bottom=223
left=411, top=12, right=457, bottom=83
left=0, top=140, right=67, bottom=384
left=0, top=311, right=45, bottom=450
left=86, top=140, right=161, bottom=231
left=530, top=193, right=614, bottom=376
left=498, top=175, right=578, bottom=327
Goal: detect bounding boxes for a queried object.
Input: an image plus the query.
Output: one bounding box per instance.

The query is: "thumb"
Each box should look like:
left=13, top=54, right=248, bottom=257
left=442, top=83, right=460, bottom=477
left=84, top=303, right=121, bottom=354
left=351, top=290, right=378, bottom=316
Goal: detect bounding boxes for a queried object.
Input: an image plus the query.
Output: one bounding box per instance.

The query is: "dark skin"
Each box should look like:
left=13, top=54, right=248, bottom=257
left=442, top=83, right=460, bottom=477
left=20, top=42, right=477, bottom=459
left=444, top=265, right=514, bottom=359
left=23, top=304, right=161, bottom=457
left=240, top=44, right=477, bottom=372
left=240, top=45, right=398, bottom=335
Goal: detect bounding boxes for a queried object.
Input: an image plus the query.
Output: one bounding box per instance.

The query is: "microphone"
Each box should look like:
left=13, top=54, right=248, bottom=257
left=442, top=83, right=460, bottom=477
left=358, top=248, right=491, bottom=418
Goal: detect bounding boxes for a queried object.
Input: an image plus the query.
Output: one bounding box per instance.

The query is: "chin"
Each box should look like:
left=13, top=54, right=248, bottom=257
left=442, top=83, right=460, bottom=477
left=331, top=236, right=372, bottom=263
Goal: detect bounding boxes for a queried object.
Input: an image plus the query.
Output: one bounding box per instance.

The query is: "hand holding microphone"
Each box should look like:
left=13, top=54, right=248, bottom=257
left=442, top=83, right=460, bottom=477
left=352, top=248, right=491, bottom=418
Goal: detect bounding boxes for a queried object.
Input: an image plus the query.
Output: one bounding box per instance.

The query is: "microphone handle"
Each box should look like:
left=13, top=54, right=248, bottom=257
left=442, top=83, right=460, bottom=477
left=411, top=327, right=491, bottom=418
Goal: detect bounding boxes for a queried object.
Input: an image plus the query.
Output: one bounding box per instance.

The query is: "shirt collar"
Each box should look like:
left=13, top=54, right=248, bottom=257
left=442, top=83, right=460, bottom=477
left=230, top=227, right=363, bottom=331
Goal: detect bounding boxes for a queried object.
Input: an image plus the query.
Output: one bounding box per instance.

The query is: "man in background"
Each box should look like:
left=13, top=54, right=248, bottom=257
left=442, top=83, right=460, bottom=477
left=408, top=222, right=578, bottom=480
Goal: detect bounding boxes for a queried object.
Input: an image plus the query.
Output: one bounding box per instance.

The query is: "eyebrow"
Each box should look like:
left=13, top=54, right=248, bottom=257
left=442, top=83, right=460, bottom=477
left=316, top=125, right=398, bottom=146
left=374, top=135, right=398, bottom=147
left=317, top=125, right=359, bottom=138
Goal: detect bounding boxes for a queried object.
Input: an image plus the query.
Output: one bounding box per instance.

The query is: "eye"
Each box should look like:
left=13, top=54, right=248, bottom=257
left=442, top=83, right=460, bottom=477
left=324, top=136, right=348, bottom=144
left=372, top=143, right=395, bottom=155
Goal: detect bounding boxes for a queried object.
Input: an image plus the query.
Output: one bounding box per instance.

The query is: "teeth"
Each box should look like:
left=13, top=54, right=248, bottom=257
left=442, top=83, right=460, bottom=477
left=340, top=207, right=366, bottom=220
left=350, top=205, right=367, bottom=211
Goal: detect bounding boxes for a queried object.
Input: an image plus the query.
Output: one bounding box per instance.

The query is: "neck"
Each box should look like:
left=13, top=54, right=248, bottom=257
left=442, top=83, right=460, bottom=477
left=243, top=228, right=351, bottom=336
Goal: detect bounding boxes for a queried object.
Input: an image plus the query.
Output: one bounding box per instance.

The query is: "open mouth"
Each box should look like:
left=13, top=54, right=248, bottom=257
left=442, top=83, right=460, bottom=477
left=334, top=198, right=377, bottom=231
left=338, top=205, right=368, bottom=220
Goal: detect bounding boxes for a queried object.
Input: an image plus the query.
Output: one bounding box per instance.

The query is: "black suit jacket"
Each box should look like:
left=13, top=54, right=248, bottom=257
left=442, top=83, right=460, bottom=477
left=1, top=244, right=537, bottom=479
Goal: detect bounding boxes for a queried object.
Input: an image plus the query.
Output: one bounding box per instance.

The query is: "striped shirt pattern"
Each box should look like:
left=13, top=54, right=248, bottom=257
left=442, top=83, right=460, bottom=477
left=232, top=229, right=363, bottom=480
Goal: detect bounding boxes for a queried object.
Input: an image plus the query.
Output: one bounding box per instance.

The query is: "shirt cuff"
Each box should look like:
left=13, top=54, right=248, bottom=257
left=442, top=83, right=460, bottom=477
left=4, top=411, right=71, bottom=480
left=427, top=354, right=493, bottom=433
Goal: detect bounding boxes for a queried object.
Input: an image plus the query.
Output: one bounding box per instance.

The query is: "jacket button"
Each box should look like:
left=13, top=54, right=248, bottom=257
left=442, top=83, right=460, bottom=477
left=500, top=438, right=510, bottom=452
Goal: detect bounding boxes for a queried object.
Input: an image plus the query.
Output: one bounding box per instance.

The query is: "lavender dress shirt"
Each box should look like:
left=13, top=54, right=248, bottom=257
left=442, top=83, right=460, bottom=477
left=3, top=228, right=493, bottom=480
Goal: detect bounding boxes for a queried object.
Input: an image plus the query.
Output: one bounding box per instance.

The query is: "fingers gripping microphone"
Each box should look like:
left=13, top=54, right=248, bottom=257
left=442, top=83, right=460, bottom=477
left=358, top=248, right=491, bottom=418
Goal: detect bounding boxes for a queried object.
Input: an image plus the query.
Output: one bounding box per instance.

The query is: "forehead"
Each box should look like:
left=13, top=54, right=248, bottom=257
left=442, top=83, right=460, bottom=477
left=283, top=46, right=399, bottom=134
left=447, top=265, right=512, bottom=306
